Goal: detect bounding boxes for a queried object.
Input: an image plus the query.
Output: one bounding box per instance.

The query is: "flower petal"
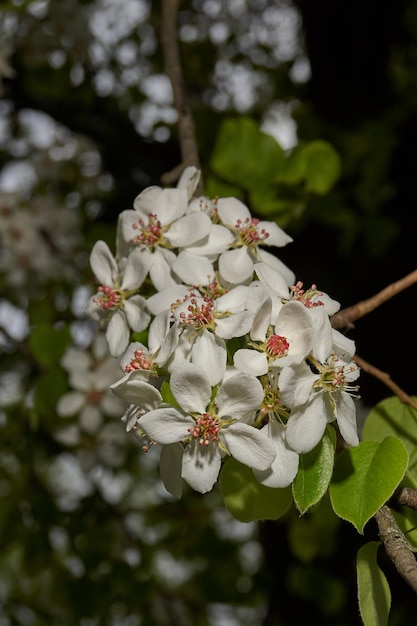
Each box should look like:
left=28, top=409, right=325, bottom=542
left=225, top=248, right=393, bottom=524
left=181, top=441, right=222, bottom=493
left=139, top=407, right=192, bottom=444
left=217, top=373, right=264, bottom=419
left=217, top=197, right=251, bottom=226
left=334, top=393, right=359, bottom=447
left=121, top=248, right=152, bottom=290
left=219, top=248, right=253, bottom=284
left=57, top=391, right=85, bottom=416
left=233, top=349, right=268, bottom=376
left=172, top=251, right=215, bottom=286
left=191, top=331, right=226, bottom=385
left=222, top=423, right=276, bottom=470
left=170, top=362, right=212, bottom=413
left=285, top=393, right=328, bottom=454
left=253, top=421, right=299, bottom=488
left=124, top=296, right=150, bottom=332
left=258, top=220, right=293, bottom=247
left=106, top=311, right=130, bottom=356
left=110, top=373, right=162, bottom=408
left=90, top=240, right=117, bottom=286
left=165, top=213, right=212, bottom=247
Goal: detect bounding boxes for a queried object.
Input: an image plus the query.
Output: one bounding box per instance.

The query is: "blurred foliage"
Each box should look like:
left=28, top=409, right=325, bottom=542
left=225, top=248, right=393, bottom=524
left=1, top=0, right=417, bottom=625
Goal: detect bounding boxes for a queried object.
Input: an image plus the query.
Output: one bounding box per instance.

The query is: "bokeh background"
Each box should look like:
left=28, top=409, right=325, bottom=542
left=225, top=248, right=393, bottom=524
left=1, top=1, right=417, bottom=624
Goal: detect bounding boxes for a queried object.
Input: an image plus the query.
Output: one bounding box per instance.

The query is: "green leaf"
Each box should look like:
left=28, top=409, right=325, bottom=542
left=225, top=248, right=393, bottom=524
left=293, top=425, right=336, bottom=514
left=329, top=437, right=408, bottom=533
left=303, top=140, right=341, bottom=194
left=362, top=396, right=417, bottom=488
left=210, top=117, right=285, bottom=190
left=220, top=458, right=292, bottom=522
left=34, top=369, right=68, bottom=422
left=28, top=324, right=72, bottom=367
left=277, top=144, right=307, bottom=185
left=357, top=542, right=391, bottom=626
left=204, top=176, right=243, bottom=199
left=249, top=187, right=304, bottom=223
left=160, top=381, right=180, bottom=409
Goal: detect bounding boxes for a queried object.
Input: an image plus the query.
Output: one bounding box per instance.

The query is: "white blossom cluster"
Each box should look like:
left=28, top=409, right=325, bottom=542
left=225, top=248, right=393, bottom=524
left=86, top=167, right=360, bottom=497
left=0, top=194, right=81, bottom=287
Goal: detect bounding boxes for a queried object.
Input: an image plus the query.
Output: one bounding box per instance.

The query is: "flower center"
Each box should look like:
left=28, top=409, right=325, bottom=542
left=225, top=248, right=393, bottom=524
left=177, top=295, right=216, bottom=331
left=124, top=349, right=153, bottom=373
left=235, top=217, right=269, bottom=249
left=265, top=334, right=290, bottom=358
left=311, top=356, right=360, bottom=398
left=132, top=213, right=164, bottom=248
left=188, top=413, right=220, bottom=446
left=93, top=285, right=123, bottom=310
left=290, top=281, right=324, bottom=308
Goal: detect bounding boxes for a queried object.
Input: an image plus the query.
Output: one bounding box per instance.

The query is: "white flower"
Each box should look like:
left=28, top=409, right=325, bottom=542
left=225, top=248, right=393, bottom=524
left=57, top=336, right=126, bottom=433
left=279, top=355, right=360, bottom=454
left=118, top=172, right=212, bottom=290
left=216, top=197, right=293, bottom=284
left=234, top=300, right=314, bottom=376
left=138, top=363, right=276, bottom=495
left=85, top=241, right=151, bottom=356
left=168, top=285, right=255, bottom=384
left=254, top=420, right=299, bottom=488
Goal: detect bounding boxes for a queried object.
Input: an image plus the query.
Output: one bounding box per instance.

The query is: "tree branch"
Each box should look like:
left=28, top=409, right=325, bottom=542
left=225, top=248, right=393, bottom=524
left=354, top=355, right=417, bottom=411
left=396, top=487, right=417, bottom=511
left=160, top=0, right=203, bottom=191
left=331, top=268, right=417, bottom=330
left=374, top=505, right=417, bottom=594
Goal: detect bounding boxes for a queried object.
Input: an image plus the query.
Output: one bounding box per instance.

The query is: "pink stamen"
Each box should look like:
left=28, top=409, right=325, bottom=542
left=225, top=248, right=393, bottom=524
left=125, top=350, right=153, bottom=373
left=235, top=217, right=270, bottom=247
left=188, top=413, right=220, bottom=446
left=266, top=334, right=290, bottom=357
left=93, top=285, right=121, bottom=310
left=132, top=213, right=162, bottom=247
left=290, top=281, right=324, bottom=308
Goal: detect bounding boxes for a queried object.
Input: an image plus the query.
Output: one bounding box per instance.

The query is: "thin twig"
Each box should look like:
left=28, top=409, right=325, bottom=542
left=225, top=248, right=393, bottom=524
left=354, top=355, right=417, bottom=411
left=160, top=0, right=203, bottom=192
left=332, top=268, right=417, bottom=330
left=396, top=487, right=417, bottom=511
left=374, top=505, right=417, bottom=594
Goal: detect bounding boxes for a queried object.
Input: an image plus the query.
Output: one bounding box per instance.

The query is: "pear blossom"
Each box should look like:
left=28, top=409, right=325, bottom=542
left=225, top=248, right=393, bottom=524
left=233, top=300, right=314, bottom=376
left=85, top=241, right=151, bottom=356
left=118, top=170, right=212, bottom=290
left=57, top=335, right=126, bottom=434
left=279, top=354, right=360, bottom=454
left=216, top=197, right=293, bottom=284
left=168, top=285, right=256, bottom=384
left=138, top=363, right=276, bottom=495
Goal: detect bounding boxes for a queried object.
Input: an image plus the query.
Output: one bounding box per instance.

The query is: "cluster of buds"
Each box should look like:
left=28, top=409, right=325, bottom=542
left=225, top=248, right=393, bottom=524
left=86, top=167, right=359, bottom=497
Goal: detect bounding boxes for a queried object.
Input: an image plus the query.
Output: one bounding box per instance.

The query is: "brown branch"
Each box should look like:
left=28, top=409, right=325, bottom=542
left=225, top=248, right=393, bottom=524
left=331, top=268, right=417, bottom=330
left=354, top=355, right=417, bottom=411
left=374, top=505, right=417, bottom=594
left=396, top=487, right=417, bottom=511
left=160, top=0, right=203, bottom=192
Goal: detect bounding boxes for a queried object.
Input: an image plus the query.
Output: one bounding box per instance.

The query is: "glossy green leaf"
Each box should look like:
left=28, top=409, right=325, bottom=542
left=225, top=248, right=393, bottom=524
left=329, top=437, right=408, bottom=533
left=362, top=396, right=417, bottom=488
left=293, top=425, right=336, bottom=514
left=357, top=542, right=391, bottom=626
left=220, top=458, right=292, bottom=522
left=210, top=117, right=285, bottom=190
left=303, top=140, right=341, bottom=194
left=28, top=324, right=72, bottom=367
